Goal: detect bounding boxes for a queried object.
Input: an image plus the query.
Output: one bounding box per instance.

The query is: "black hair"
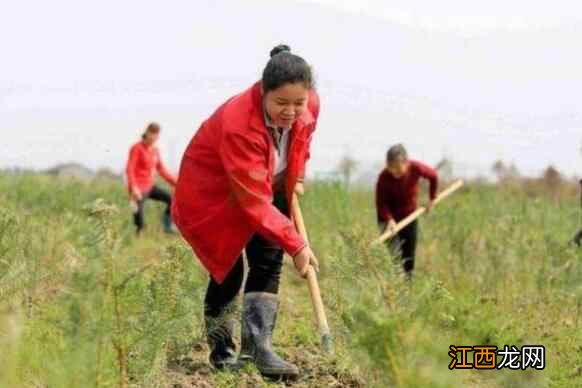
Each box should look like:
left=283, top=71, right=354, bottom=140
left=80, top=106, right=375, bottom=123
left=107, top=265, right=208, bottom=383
left=387, top=144, right=408, bottom=164
left=142, top=122, right=160, bottom=140
left=270, top=44, right=291, bottom=58
left=262, top=44, right=314, bottom=93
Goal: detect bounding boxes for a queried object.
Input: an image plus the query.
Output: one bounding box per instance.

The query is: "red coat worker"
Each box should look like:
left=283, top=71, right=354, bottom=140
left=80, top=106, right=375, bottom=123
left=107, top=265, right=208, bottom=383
left=172, top=44, right=320, bottom=379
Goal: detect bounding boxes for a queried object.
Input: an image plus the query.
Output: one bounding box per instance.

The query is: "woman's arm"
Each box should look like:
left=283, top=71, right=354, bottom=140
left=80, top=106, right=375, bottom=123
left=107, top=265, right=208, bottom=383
left=297, top=92, right=320, bottom=182
left=220, top=130, right=306, bottom=256
left=156, top=150, right=177, bottom=187
left=126, top=146, right=139, bottom=190
left=296, top=129, right=315, bottom=185
left=415, top=161, right=439, bottom=200
left=126, top=145, right=143, bottom=200
left=375, top=177, right=393, bottom=223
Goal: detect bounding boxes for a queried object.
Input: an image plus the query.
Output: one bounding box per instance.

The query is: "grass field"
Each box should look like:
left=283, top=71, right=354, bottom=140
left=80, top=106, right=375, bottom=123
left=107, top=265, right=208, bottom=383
left=1, top=173, right=581, bottom=387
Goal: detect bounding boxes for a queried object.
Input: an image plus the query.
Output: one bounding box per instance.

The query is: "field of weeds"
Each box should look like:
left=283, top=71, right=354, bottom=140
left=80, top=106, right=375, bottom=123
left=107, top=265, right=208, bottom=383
left=1, top=173, right=581, bottom=387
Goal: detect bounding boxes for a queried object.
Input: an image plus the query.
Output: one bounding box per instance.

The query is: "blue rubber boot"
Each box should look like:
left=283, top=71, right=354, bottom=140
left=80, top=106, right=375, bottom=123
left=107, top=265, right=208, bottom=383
left=162, top=212, right=176, bottom=234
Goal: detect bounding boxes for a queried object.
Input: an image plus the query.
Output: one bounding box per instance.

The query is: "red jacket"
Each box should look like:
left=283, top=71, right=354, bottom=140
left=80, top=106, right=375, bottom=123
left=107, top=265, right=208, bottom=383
left=375, top=160, right=438, bottom=222
left=126, top=141, right=177, bottom=194
left=172, top=82, right=320, bottom=283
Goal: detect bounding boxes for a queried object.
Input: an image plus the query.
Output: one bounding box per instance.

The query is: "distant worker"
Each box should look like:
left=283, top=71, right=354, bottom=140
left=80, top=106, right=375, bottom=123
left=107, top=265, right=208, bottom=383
left=125, top=122, right=177, bottom=234
left=375, top=144, right=439, bottom=280
left=172, top=44, right=320, bottom=379
left=573, top=179, right=582, bottom=246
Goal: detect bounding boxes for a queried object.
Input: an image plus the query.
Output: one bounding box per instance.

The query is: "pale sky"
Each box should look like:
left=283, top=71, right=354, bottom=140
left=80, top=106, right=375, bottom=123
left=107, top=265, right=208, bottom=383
left=300, top=0, right=582, bottom=33
left=2, top=0, right=581, bottom=179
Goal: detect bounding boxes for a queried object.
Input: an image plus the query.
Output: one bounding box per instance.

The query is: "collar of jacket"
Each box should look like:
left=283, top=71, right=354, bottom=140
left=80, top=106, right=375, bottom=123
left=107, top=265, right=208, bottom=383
left=140, top=140, right=155, bottom=150
left=263, top=105, right=289, bottom=135
left=249, top=81, right=315, bottom=133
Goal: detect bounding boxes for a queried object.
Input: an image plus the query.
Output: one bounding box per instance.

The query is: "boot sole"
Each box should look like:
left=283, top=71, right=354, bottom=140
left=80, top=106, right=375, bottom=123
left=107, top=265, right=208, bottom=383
left=234, top=358, right=298, bottom=378
left=210, top=356, right=238, bottom=370
left=259, top=368, right=300, bottom=380
left=232, top=360, right=299, bottom=380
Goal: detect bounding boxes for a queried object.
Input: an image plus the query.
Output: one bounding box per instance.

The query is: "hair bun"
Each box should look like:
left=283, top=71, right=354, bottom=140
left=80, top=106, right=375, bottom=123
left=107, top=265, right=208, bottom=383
left=270, top=44, right=291, bottom=58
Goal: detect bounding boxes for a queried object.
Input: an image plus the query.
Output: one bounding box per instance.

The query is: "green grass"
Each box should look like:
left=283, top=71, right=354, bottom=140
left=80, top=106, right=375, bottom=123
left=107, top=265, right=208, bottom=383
left=0, top=173, right=581, bottom=387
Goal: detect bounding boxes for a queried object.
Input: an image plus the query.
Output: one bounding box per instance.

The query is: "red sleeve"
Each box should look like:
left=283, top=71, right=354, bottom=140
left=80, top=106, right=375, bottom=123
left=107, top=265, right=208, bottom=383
left=414, top=160, right=439, bottom=200
left=298, top=92, right=320, bottom=180
left=126, top=145, right=139, bottom=191
left=375, top=174, right=393, bottom=222
left=156, top=149, right=177, bottom=186
left=220, top=130, right=306, bottom=255
left=297, top=128, right=316, bottom=181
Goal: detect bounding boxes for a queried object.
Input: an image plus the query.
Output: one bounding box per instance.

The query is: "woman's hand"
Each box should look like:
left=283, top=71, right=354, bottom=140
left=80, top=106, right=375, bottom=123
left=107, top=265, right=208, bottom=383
left=293, top=245, right=319, bottom=277
left=131, top=187, right=143, bottom=201
left=426, top=199, right=435, bottom=214
left=385, top=219, right=397, bottom=234
left=294, top=182, right=305, bottom=196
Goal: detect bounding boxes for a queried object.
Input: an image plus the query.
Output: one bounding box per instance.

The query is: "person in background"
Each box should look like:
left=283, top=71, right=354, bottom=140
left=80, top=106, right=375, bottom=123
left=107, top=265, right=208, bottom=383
left=125, top=122, right=177, bottom=234
left=573, top=179, right=582, bottom=246
left=375, top=144, right=439, bottom=280
left=172, top=44, right=319, bottom=379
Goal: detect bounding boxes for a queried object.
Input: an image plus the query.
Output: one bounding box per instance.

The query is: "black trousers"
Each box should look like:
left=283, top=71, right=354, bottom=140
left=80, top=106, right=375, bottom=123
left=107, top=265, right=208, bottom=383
left=204, top=191, right=288, bottom=318
left=133, top=185, right=172, bottom=233
left=381, top=220, right=418, bottom=274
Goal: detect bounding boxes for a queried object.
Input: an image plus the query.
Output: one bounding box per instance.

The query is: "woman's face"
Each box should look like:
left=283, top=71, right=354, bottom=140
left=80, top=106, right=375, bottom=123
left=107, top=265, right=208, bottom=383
left=263, top=82, right=309, bottom=129
left=144, top=131, right=160, bottom=145
left=387, top=159, right=410, bottom=178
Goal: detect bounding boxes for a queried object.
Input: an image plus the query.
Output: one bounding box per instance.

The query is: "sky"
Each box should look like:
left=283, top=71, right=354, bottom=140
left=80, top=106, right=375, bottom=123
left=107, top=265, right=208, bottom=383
left=300, top=0, right=582, bottom=33
left=2, top=0, right=581, bottom=179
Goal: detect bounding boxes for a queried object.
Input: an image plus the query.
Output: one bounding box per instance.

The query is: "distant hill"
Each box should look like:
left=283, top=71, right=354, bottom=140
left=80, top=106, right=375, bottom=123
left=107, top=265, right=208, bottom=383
left=45, top=163, right=95, bottom=180
left=42, top=163, right=122, bottom=182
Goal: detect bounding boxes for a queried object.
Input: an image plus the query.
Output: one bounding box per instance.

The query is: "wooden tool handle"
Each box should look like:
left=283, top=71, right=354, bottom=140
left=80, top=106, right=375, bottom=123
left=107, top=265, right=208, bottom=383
left=291, top=195, right=331, bottom=337
left=373, top=179, right=464, bottom=245
left=292, top=195, right=310, bottom=245
left=306, top=266, right=330, bottom=335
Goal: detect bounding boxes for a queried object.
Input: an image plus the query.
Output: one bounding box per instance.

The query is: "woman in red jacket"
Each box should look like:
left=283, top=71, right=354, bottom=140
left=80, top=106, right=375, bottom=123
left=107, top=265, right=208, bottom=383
left=375, top=144, right=439, bottom=280
left=172, top=45, right=319, bottom=378
left=126, top=122, right=177, bottom=234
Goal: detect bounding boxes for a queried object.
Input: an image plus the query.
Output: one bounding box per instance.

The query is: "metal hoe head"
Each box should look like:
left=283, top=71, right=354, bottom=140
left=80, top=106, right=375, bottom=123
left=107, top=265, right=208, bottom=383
left=321, top=333, right=333, bottom=353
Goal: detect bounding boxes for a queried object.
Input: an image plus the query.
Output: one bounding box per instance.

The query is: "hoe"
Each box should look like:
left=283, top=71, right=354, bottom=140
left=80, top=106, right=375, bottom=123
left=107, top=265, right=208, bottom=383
left=291, top=194, right=333, bottom=353
left=372, top=179, right=465, bottom=246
